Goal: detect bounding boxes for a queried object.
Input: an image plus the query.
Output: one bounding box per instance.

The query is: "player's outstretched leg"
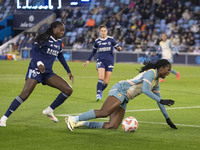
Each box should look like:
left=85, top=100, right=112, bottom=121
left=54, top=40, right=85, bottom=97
left=0, top=116, right=7, bottom=127
left=65, top=116, right=76, bottom=131
left=42, top=106, right=58, bottom=123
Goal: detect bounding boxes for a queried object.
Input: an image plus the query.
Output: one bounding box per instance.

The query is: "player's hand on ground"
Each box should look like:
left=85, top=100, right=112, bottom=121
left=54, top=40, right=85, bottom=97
left=166, top=118, right=178, bottom=129
left=68, top=73, right=74, bottom=84
left=83, top=60, right=89, bottom=67
left=38, top=64, right=45, bottom=73
left=160, top=99, right=175, bottom=106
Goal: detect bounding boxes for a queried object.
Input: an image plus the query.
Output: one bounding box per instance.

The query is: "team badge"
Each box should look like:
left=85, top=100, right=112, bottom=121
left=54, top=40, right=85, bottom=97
left=118, top=93, right=122, bottom=97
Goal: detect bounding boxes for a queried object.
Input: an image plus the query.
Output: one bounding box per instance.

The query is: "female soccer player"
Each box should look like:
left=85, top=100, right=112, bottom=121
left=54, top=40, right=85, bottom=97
left=157, top=33, right=180, bottom=82
left=0, top=21, right=74, bottom=127
left=66, top=59, right=177, bottom=131
left=83, top=25, right=122, bottom=101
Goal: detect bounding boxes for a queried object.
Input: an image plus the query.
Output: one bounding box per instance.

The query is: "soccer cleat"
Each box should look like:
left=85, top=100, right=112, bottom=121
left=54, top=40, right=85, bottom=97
left=74, top=121, right=85, bottom=128
left=159, top=79, right=165, bottom=82
left=176, top=72, right=180, bottom=80
left=0, top=120, right=6, bottom=127
left=42, top=109, right=58, bottom=123
left=65, top=116, right=76, bottom=131
left=96, top=93, right=102, bottom=101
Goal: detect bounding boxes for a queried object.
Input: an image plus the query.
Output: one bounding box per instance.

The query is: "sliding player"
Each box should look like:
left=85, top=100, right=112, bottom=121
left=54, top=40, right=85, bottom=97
left=66, top=59, right=177, bottom=131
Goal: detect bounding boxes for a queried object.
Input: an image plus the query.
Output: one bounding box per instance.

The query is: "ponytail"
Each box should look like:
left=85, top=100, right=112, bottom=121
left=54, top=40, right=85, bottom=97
left=138, top=59, right=170, bottom=73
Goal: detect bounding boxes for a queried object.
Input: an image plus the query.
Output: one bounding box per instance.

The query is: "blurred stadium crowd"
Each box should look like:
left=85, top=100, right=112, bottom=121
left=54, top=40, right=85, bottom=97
left=1, top=0, right=200, bottom=53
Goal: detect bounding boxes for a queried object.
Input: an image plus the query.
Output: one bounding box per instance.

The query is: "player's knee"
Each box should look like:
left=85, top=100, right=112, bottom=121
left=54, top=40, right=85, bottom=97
left=63, top=86, right=73, bottom=96
left=99, top=110, right=111, bottom=117
left=20, top=90, right=30, bottom=100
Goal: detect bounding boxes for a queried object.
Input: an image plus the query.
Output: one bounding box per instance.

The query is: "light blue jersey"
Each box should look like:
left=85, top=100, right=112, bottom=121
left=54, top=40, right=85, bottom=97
left=109, top=69, right=169, bottom=118
left=158, top=40, right=178, bottom=63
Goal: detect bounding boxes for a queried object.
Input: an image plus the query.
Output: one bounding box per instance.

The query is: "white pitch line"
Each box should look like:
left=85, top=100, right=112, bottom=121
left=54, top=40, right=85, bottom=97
left=57, top=106, right=200, bottom=128
left=57, top=106, right=200, bottom=116
left=126, top=106, right=200, bottom=112
left=139, top=121, right=200, bottom=128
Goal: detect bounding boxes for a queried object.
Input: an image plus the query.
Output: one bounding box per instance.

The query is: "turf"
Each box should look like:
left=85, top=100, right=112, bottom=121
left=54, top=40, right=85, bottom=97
left=0, top=60, right=199, bottom=150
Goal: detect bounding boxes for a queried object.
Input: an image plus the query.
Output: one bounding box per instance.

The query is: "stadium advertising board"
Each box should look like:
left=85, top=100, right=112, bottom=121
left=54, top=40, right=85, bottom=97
left=13, top=11, right=52, bottom=30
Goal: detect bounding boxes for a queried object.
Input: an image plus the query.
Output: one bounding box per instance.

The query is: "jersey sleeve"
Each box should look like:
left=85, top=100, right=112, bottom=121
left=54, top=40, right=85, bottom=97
left=169, top=41, right=179, bottom=53
left=157, top=45, right=162, bottom=55
left=30, top=42, right=44, bottom=64
left=111, top=38, right=119, bottom=48
left=87, top=43, right=98, bottom=61
left=57, top=52, right=71, bottom=73
left=142, top=70, right=161, bottom=102
left=152, top=84, right=169, bottom=119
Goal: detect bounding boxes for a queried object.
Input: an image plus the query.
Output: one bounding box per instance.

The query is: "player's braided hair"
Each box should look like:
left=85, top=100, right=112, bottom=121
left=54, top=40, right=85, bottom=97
left=35, top=21, right=64, bottom=46
left=139, top=59, right=171, bottom=73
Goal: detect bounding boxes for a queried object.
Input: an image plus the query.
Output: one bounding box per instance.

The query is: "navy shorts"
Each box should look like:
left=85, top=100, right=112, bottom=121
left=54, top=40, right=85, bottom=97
left=25, top=67, right=55, bottom=85
left=96, top=59, right=114, bottom=72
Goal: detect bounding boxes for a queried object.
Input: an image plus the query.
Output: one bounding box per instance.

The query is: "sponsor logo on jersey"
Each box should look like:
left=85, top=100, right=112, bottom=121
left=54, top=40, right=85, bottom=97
left=47, top=48, right=59, bottom=56
left=98, top=47, right=111, bottom=52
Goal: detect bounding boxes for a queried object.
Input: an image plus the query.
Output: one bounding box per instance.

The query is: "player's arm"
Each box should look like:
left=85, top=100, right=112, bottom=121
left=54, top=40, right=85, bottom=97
left=31, top=42, right=45, bottom=73
left=153, top=86, right=177, bottom=129
left=169, top=41, right=179, bottom=56
left=83, top=46, right=97, bottom=67
left=156, top=45, right=162, bottom=54
left=57, top=52, right=74, bottom=84
left=142, top=70, right=174, bottom=106
left=112, top=38, right=122, bottom=51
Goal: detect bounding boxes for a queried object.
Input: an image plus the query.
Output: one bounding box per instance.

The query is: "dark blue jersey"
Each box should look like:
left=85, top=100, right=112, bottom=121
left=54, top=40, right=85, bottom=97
left=87, top=36, right=119, bottom=61
left=29, top=36, right=71, bottom=73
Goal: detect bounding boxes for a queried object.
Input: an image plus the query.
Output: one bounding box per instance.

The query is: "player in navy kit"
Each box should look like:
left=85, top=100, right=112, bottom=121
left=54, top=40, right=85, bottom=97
left=0, top=21, right=74, bottom=127
left=66, top=59, right=177, bottom=131
left=83, top=25, right=122, bottom=101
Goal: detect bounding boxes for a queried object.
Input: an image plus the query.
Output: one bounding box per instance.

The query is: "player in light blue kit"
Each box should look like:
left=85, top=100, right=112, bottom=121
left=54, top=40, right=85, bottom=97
left=0, top=21, right=74, bottom=127
left=83, top=25, right=122, bottom=101
left=66, top=59, right=177, bottom=131
left=157, top=33, right=180, bottom=82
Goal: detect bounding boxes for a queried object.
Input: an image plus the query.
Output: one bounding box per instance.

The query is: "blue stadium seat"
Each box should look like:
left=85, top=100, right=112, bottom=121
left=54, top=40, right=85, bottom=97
left=120, top=0, right=125, bottom=3
left=82, top=14, right=87, bottom=20
left=194, top=6, right=200, bottom=13
left=113, top=6, right=119, bottom=13
left=72, top=32, right=77, bottom=37
left=77, top=28, right=83, bottom=34
left=92, top=14, right=97, bottom=20
left=188, top=20, right=195, bottom=27
left=95, top=14, right=102, bottom=25
left=66, top=32, right=72, bottom=37
left=194, top=34, right=200, bottom=39
left=160, top=19, right=166, bottom=25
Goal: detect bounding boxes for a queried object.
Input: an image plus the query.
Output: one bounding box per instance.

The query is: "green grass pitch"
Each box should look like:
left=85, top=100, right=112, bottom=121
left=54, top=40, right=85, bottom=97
left=0, top=60, right=200, bottom=150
